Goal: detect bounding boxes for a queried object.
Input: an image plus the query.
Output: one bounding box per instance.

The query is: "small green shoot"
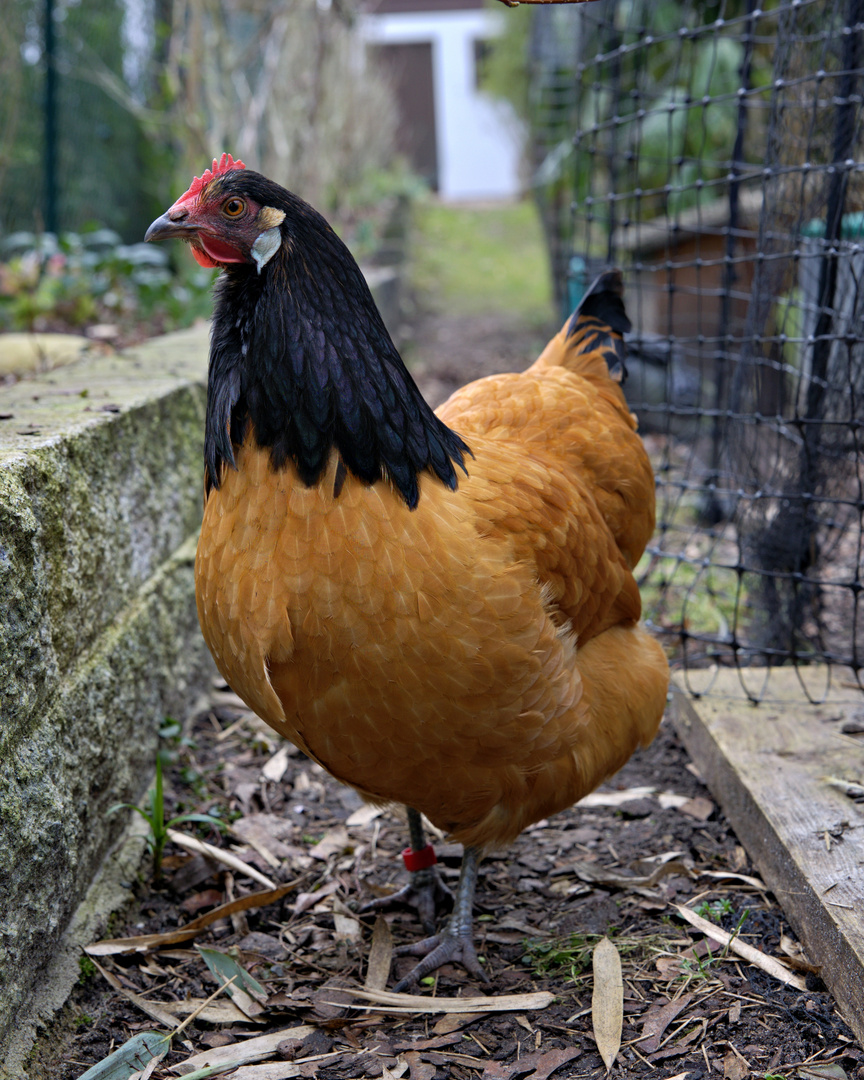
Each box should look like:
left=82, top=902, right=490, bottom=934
left=78, top=954, right=97, bottom=983
left=694, top=898, right=734, bottom=922
left=524, top=931, right=645, bottom=985
left=107, top=756, right=225, bottom=881
left=679, top=908, right=749, bottom=987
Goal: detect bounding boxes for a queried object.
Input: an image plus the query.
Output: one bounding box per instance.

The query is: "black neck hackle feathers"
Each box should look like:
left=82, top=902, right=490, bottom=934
left=205, top=170, right=470, bottom=509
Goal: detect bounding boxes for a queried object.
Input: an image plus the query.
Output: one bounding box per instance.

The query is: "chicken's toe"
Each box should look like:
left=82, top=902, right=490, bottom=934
left=360, top=868, right=453, bottom=936
left=391, top=922, right=489, bottom=991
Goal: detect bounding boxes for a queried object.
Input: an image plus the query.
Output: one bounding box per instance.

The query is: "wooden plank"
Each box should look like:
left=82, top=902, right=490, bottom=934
left=669, top=667, right=864, bottom=1042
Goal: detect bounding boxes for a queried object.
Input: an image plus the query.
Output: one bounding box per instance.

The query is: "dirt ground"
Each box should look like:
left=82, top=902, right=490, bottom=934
left=27, top=310, right=862, bottom=1080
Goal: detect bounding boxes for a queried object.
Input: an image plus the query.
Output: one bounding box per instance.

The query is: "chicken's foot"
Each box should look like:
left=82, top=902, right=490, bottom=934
left=391, top=845, right=489, bottom=992
left=361, top=807, right=453, bottom=935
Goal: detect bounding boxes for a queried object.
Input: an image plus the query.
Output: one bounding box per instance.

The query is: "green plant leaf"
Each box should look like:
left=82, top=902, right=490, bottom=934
left=196, top=945, right=268, bottom=1002
left=74, top=1031, right=169, bottom=1080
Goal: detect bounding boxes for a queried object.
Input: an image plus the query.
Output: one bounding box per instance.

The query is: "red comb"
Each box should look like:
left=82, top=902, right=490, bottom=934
left=175, top=153, right=246, bottom=204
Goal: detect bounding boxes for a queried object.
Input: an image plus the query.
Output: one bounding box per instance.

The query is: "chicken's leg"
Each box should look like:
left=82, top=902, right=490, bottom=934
left=391, top=845, right=489, bottom=991
left=361, top=807, right=453, bottom=934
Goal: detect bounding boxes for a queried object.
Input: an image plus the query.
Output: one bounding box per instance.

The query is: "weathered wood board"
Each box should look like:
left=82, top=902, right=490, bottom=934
left=669, top=667, right=864, bottom=1043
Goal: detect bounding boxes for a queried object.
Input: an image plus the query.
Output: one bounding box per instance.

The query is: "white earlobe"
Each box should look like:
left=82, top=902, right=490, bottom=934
left=251, top=226, right=282, bottom=272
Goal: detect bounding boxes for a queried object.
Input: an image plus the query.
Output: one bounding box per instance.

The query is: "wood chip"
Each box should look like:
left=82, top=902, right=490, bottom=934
left=591, top=937, right=623, bottom=1071
left=673, top=904, right=807, bottom=990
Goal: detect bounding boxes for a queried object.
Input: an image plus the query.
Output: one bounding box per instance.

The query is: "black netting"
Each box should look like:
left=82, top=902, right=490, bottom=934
left=530, top=0, right=864, bottom=701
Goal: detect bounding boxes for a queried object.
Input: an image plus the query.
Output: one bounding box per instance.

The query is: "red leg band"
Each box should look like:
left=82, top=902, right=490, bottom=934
left=402, top=844, right=437, bottom=872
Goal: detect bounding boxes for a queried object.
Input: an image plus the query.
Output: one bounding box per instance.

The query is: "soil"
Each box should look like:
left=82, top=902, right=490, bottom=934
left=26, top=309, right=862, bottom=1080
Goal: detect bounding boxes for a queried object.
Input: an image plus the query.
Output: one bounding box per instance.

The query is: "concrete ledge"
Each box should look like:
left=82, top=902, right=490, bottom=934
left=0, top=263, right=403, bottom=1071
left=0, top=325, right=216, bottom=1067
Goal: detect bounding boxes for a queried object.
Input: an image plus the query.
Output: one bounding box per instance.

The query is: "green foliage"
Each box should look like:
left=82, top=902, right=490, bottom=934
left=679, top=909, right=749, bottom=985
left=0, top=229, right=213, bottom=335
left=694, top=897, right=734, bottom=922
left=78, top=954, right=97, bottom=983
left=107, top=755, right=226, bottom=882
left=478, top=1, right=533, bottom=122
left=410, top=201, right=553, bottom=322
left=527, top=0, right=779, bottom=256
left=524, top=930, right=644, bottom=984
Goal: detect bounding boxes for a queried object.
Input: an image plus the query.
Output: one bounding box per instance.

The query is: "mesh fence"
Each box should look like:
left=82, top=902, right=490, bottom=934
left=529, top=0, right=864, bottom=700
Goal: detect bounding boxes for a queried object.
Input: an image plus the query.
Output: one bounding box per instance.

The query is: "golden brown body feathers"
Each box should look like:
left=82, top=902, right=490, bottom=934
left=195, top=316, right=669, bottom=850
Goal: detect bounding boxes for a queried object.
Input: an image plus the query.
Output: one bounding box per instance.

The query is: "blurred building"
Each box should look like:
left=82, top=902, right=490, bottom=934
left=361, top=0, right=524, bottom=201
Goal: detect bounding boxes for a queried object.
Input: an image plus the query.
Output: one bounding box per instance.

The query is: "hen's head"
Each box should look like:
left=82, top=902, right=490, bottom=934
left=145, top=154, right=288, bottom=272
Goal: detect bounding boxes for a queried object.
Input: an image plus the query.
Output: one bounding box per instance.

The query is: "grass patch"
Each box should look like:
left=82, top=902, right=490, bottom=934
left=522, top=930, right=672, bottom=986
left=410, top=199, right=553, bottom=321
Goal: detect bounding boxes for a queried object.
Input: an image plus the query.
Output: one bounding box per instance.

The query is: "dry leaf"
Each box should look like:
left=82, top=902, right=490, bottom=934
left=636, top=993, right=693, bottom=1053
left=155, top=998, right=252, bottom=1024
left=169, top=1026, right=315, bottom=1074
left=699, top=869, right=768, bottom=891
left=482, top=1047, right=581, bottom=1080
left=657, top=792, right=690, bottom=809
left=578, top=786, right=655, bottom=808
left=261, top=745, right=292, bottom=782
left=333, top=913, right=362, bottom=941
left=308, top=827, right=350, bottom=861
left=557, top=858, right=691, bottom=889
left=86, top=881, right=298, bottom=955
left=654, top=956, right=686, bottom=980
left=430, top=1012, right=486, bottom=1035
left=723, top=1049, right=748, bottom=1080
left=346, top=804, right=385, bottom=827
left=799, top=1065, right=850, bottom=1080
left=400, top=1052, right=436, bottom=1080
left=166, top=829, right=277, bottom=889
left=198, top=1065, right=300, bottom=1079
left=364, top=916, right=393, bottom=990
left=328, top=987, right=555, bottom=1014
left=674, top=904, right=807, bottom=990
left=680, top=796, right=715, bottom=821
left=591, top=936, right=623, bottom=1071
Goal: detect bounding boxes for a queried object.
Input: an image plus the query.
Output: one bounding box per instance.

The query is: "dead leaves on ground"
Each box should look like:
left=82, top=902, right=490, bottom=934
left=75, top=699, right=843, bottom=1079
left=591, top=937, right=623, bottom=1070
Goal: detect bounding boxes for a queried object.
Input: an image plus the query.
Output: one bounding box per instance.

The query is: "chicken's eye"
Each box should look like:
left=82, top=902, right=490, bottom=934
left=223, top=198, right=245, bottom=218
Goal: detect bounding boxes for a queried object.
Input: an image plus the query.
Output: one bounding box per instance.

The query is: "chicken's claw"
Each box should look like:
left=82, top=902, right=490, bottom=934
left=389, top=844, right=487, bottom=991
left=392, top=923, right=489, bottom=991
left=360, top=868, right=453, bottom=936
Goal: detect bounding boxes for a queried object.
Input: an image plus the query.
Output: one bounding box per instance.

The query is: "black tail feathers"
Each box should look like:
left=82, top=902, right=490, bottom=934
left=565, top=269, right=631, bottom=382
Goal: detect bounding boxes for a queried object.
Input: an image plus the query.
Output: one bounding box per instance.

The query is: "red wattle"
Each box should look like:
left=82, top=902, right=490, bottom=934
left=193, top=235, right=247, bottom=267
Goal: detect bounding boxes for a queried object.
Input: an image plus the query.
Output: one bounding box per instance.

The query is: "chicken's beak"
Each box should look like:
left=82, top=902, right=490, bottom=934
left=144, top=211, right=199, bottom=244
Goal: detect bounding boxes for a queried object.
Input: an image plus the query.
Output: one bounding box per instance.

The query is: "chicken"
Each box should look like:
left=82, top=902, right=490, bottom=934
left=145, top=154, right=670, bottom=990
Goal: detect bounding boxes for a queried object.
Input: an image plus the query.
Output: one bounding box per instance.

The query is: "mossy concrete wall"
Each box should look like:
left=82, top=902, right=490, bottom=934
left=0, top=265, right=402, bottom=1075
left=0, top=325, right=216, bottom=1070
